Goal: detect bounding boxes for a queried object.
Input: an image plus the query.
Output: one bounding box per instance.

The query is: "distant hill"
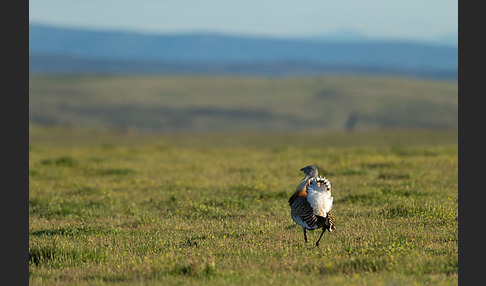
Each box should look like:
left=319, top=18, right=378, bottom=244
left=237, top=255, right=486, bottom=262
left=29, top=75, right=458, bottom=132
left=29, top=24, right=458, bottom=79
left=302, top=30, right=458, bottom=47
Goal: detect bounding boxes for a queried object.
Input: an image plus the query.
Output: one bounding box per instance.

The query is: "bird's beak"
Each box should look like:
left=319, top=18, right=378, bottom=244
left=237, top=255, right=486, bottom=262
left=300, top=167, right=305, bottom=171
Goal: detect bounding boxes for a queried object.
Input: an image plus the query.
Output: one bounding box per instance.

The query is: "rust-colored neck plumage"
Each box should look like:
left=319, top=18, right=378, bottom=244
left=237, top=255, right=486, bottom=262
left=288, top=179, right=308, bottom=207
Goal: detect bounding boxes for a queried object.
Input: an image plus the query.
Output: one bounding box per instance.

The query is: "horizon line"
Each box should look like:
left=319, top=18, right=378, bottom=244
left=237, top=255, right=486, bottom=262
left=29, top=21, right=458, bottom=47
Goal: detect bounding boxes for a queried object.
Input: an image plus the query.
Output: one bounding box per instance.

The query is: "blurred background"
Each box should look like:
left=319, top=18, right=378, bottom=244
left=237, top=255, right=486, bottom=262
left=29, top=0, right=458, bottom=133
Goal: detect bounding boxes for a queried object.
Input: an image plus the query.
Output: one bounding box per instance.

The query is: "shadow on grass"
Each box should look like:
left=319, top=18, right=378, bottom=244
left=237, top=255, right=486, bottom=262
left=41, top=156, right=78, bottom=167
left=30, top=225, right=105, bottom=237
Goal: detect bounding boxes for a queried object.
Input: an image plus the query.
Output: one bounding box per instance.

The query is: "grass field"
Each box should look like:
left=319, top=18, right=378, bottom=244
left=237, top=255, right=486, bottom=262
left=29, top=126, right=458, bottom=285
left=29, top=75, right=458, bottom=132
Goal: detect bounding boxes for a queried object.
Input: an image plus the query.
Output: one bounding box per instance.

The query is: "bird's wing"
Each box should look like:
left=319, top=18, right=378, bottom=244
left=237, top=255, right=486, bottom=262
left=306, top=176, right=333, bottom=217
left=291, top=196, right=319, bottom=230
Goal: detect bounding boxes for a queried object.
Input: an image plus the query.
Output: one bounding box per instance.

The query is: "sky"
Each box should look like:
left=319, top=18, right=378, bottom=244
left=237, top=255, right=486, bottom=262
left=29, top=0, right=458, bottom=41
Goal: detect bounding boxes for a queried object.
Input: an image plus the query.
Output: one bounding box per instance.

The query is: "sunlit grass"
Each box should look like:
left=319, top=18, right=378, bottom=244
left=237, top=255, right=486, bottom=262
left=29, top=127, right=458, bottom=285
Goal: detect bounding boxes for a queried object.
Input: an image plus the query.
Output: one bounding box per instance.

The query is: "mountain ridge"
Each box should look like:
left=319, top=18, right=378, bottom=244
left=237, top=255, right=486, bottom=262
left=29, top=23, right=458, bottom=79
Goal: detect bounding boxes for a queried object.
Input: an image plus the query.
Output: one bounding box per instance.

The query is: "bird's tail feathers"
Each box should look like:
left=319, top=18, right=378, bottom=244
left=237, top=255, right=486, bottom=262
left=307, top=176, right=333, bottom=217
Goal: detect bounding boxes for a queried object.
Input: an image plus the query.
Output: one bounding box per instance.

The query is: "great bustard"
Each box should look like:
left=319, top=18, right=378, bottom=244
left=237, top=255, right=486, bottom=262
left=289, top=165, right=335, bottom=246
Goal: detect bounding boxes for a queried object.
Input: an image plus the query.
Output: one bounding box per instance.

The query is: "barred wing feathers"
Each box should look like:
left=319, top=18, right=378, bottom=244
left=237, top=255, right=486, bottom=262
left=290, top=196, right=319, bottom=230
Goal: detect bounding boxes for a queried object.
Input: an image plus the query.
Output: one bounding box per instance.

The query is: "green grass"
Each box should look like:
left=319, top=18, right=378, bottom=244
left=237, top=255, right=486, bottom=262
left=29, top=75, right=458, bottom=132
left=29, top=127, right=458, bottom=285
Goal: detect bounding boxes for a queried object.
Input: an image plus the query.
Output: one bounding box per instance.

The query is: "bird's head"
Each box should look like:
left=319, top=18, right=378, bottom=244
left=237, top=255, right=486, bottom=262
left=300, top=165, right=318, bottom=182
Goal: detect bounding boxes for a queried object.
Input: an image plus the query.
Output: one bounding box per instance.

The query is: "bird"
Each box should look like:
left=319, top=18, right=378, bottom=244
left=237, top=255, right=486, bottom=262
left=289, top=165, right=335, bottom=246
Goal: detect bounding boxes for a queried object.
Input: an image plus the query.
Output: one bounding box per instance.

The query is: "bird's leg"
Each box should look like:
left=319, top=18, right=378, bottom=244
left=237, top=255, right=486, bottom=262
left=303, top=228, right=308, bottom=243
left=315, top=227, right=326, bottom=247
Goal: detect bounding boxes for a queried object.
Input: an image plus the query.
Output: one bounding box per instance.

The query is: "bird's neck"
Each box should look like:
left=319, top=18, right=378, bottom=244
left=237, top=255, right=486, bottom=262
left=288, top=178, right=309, bottom=207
